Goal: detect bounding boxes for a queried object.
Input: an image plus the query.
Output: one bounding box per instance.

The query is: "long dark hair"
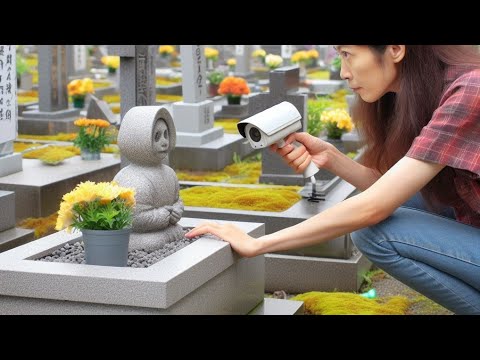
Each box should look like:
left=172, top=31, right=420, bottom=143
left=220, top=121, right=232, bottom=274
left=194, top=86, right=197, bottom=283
left=351, top=45, right=480, bottom=209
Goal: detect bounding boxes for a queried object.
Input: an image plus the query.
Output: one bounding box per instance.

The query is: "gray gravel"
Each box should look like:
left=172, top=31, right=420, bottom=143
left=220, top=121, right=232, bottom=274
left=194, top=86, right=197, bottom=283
left=36, top=228, right=202, bottom=268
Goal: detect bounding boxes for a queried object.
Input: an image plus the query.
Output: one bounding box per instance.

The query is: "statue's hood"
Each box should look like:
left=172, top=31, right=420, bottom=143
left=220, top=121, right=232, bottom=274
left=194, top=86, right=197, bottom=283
left=117, top=106, right=176, bottom=166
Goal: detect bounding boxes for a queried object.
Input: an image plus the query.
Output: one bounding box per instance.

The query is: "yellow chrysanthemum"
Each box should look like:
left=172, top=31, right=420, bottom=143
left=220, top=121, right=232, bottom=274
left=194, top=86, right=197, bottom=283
left=252, top=49, right=266, bottom=58
left=55, top=181, right=136, bottom=232
left=158, top=45, right=175, bottom=55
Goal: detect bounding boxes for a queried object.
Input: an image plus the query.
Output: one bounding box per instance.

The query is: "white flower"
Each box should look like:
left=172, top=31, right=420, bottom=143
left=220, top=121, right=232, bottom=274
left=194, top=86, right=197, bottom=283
left=265, top=54, right=283, bottom=69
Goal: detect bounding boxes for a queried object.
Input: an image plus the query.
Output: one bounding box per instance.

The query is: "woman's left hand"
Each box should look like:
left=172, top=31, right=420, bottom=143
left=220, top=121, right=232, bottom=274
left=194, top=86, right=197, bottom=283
left=185, top=221, right=261, bottom=258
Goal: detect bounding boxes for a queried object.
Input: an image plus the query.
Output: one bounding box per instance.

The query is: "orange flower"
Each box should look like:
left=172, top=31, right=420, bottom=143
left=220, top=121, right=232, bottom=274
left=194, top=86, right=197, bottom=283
left=218, top=76, right=250, bottom=96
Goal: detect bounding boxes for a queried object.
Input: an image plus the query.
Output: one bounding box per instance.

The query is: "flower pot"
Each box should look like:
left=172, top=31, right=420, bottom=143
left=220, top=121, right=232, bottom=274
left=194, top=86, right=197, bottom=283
left=227, top=95, right=242, bottom=105
left=82, top=228, right=131, bottom=267
left=72, top=95, right=85, bottom=109
left=81, top=148, right=101, bottom=160
left=208, top=83, right=219, bottom=97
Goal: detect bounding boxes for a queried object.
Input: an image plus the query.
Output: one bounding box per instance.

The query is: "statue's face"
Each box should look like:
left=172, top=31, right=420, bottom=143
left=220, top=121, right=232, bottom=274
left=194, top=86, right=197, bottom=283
left=152, top=119, right=170, bottom=155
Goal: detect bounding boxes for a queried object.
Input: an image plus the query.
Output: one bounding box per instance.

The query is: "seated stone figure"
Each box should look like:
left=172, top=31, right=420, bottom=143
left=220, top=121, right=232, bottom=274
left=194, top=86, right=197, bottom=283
left=113, top=106, right=184, bottom=251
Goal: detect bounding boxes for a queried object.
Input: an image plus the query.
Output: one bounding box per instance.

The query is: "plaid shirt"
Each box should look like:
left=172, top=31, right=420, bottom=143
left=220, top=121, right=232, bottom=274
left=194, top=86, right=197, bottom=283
left=406, top=65, right=480, bottom=228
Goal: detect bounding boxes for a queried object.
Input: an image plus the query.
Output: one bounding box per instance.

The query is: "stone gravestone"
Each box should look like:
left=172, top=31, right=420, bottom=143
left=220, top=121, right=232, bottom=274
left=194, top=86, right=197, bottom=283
left=86, top=95, right=117, bottom=124
left=248, top=66, right=308, bottom=186
left=281, top=45, right=293, bottom=66
left=0, top=45, right=22, bottom=177
left=21, top=45, right=80, bottom=134
left=66, top=45, right=89, bottom=78
left=172, top=45, right=223, bottom=146
left=234, top=45, right=253, bottom=79
left=107, top=45, right=156, bottom=122
left=0, top=190, right=34, bottom=252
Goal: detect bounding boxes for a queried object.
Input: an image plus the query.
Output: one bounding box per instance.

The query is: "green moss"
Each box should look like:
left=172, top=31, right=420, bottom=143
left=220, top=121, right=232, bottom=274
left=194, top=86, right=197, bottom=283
left=180, top=186, right=301, bottom=212
left=292, top=291, right=410, bottom=315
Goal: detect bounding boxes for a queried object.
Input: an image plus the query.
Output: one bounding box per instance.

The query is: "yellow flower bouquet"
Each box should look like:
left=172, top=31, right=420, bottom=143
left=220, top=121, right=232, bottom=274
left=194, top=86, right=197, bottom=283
left=67, top=78, right=94, bottom=108
left=55, top=181, right=136, bottom=233
left=73, top=118, right=112, bottom=159
left=227, top=58, right=236, bottom=71
left=158, top=45, right=175, bottom=57
left=320, top=109, right=354, bottom=139
left=101, top=55, right=120, bottom=73
left=205, top=47, right=219, bottom=62
left=55, top=181, right=136, bottom=266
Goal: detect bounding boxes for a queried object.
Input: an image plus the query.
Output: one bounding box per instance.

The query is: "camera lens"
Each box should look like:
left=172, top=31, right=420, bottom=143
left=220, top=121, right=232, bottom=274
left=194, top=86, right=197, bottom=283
left=249, top=127, right=262, bottom=142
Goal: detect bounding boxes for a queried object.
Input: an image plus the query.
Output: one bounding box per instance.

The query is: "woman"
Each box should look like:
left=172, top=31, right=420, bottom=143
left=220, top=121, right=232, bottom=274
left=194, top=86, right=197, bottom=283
left=186, top=46, right=480, bottom=314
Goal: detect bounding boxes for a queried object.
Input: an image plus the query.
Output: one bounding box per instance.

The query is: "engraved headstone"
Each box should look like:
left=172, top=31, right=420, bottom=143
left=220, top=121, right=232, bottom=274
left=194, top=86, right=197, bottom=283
left=107, top=45, right=156, bottom=121
left=0, top=45, right=22, bottom=177
left=21, top=45, right=80, bottom=123
left=67, top=45, right=88, bottom=77
left=234, top=45, right=253, bottom=77
left=172, top=45, right=222, bottom=146
left=248, top=66, right=308, bottom=186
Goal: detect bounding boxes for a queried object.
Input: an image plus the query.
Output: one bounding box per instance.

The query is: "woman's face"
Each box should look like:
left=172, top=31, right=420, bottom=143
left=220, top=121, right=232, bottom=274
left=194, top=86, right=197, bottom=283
left=335, top=45, right=405, bottom=103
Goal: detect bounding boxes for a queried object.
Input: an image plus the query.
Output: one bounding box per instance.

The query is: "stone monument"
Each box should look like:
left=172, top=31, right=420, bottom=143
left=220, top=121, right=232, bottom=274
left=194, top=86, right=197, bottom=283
left=113, top=106, right=184, bottom=251
left=234, top=45, right=254, bottom=79
left=0, top=45, right=22, bottom=177
left=107, top=45, right=157, bottom=121
left=248, top=65, right=308, bottom=186
left=169, top=46, right=252, bottom=171
left=66, top=45, right=89, bottom=78
left=20, top=45, right=81, bottom=134
left=172, top=45, right=222, bottom=146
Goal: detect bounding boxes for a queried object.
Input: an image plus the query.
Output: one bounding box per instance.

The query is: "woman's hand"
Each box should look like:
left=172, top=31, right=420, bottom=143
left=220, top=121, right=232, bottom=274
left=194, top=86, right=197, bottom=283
left=185, top=221, right=261, bottom=258
left=270, top=132, right=335, bottom=174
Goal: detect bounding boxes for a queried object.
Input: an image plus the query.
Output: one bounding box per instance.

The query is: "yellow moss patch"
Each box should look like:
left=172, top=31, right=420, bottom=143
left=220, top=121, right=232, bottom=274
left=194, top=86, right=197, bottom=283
left=214, top=118, right=240, bottom=134
left=25, top=57, right=38, bottom=68
left=18, top=96, right=38, bottom=104
left=23, top=146, right=80, bottom=159
left=180, top=186, right=301, bottom=212
left=18, top=90, right=38, bottom=97
left=18, top=213, right=58, bottom=239
left=292, top=291, right=410, bottom=315
left=13, top=142, right=43, bottom=152
left=156, top=94, right=183, bottom=102
left=93, top=81, right=112, bottom=89
left=156, top=77, right=181, bottom=86
left=110, top=105, right=120, bottom=114
left=307, top=70, right=331, bottom=80
left=177, top=161, right=261, bottom=184
left=103, top=94, right=120, bottom=103
left=38, top=147, right=76, bottom=165
left=18, top=132, right=78, bottom=142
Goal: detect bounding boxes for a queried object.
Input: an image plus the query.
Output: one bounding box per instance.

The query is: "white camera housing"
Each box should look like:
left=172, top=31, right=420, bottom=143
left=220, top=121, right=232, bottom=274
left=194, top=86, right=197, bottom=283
left=237, top=101, right=302, bottom=149
left=237, top=101, right=319, bottom=178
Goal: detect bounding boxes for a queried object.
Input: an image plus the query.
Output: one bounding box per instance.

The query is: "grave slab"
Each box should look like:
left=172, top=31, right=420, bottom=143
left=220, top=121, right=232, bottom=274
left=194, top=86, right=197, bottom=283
left=0, top=218, right=266, bottom=315
left=0, top=155, right=121, bottom=221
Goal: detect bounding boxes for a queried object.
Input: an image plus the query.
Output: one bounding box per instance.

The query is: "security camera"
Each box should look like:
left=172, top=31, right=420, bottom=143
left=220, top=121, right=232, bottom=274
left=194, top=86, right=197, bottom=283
left=237, top=101, right=319, bottom=178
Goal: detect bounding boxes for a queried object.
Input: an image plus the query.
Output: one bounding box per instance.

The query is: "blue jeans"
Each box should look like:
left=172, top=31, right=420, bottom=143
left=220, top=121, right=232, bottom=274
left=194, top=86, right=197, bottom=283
left=351, top=193, right=480, bottom=314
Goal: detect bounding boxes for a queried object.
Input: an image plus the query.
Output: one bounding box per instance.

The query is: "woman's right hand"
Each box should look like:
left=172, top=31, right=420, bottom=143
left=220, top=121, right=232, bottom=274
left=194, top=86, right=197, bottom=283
left=269, top=132, right=335, bottom=174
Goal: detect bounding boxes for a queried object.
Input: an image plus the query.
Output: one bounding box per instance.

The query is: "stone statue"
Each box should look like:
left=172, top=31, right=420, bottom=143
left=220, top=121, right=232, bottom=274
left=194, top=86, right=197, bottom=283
left=113, top=106, right=184, bottom=251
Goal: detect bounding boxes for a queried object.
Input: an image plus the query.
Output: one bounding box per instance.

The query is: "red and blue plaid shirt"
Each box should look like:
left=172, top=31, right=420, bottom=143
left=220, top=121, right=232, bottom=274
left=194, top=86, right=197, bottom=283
left=406, top=65, right=480, bottom=228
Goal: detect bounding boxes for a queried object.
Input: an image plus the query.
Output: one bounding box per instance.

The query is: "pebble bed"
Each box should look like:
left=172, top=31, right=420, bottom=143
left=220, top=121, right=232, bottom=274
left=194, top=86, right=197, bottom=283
left=36, top=229, right=203, bottom=268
